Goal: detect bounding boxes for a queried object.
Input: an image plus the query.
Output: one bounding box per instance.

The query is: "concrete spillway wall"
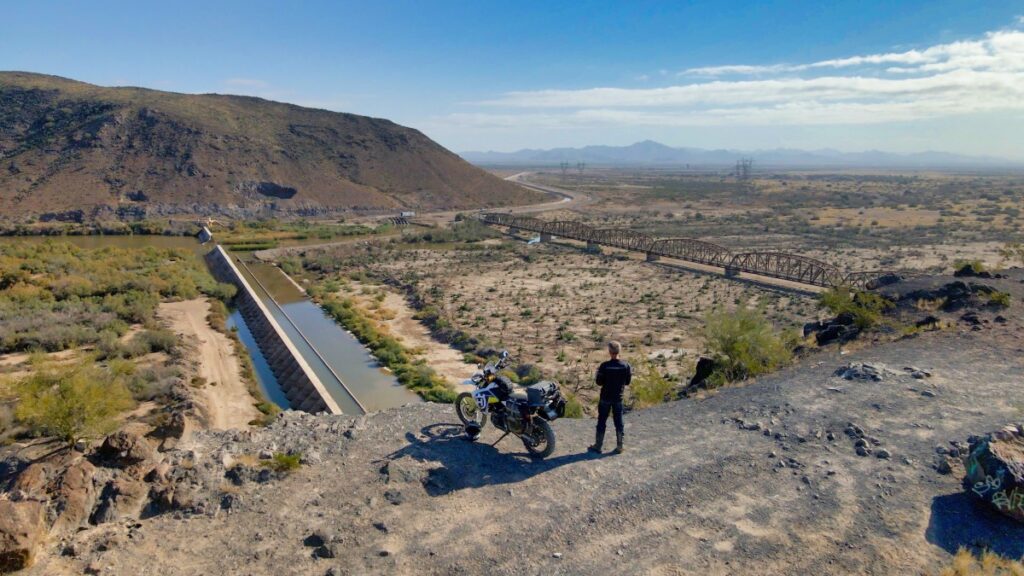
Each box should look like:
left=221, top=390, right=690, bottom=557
left=205, top=245, right=342, bottom=415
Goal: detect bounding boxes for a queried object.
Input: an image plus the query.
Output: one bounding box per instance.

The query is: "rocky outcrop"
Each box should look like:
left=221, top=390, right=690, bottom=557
left=0, top=499, right=47, bottom=572
left=805, top=312, right=861, bottom=345
left=96, top=431, right=156, bottom=474
left=964, top=424, right=1024, bottom=522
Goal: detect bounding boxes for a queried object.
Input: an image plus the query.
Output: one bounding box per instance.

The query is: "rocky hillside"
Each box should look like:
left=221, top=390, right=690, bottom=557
left=0, top=72, right=543, bottom=221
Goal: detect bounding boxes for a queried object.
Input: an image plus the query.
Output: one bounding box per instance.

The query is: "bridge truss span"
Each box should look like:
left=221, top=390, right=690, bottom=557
left=480, top=213, right=893, bottom=289
left=726, top=252, right=845, bottom=287
left=648, top=237, right=734, bottom=267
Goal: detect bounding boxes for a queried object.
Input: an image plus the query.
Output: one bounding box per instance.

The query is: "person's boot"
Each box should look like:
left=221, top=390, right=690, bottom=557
left=612, top=431, right=624, bottom=454
left=588, top=430, right=604, bottom=454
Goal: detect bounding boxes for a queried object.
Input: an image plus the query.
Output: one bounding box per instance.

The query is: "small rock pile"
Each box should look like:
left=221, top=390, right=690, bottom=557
left=834, top=362, right=898, bottom=382
left=963, top=424, right=1024, bottom=523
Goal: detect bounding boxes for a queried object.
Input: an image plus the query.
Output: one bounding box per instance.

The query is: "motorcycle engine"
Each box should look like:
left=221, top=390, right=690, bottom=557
left=490, top=408, right=508, bottom=432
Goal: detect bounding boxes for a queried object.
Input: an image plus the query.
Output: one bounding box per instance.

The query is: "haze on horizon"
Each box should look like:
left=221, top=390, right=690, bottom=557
left=3, top=0, right=1024, bottom=160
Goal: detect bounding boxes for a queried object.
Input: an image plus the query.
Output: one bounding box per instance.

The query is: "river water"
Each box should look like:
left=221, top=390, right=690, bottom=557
left=0, top=234, right=419, bottom=413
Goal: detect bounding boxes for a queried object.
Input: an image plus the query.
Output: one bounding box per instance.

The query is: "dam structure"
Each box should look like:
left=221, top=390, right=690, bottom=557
left=206, top=245, right=344, bottom=415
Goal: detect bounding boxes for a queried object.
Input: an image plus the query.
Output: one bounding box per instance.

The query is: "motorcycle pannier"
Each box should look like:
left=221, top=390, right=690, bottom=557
left=526, top=381, right=556, bottom=406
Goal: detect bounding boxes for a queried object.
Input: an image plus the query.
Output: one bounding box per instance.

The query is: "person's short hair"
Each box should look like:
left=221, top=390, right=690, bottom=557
left=607, top=341, right=622, bottom=355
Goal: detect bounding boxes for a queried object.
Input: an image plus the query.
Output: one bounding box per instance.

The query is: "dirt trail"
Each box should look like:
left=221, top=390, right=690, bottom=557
left=158, top=299, right=260, bottom=430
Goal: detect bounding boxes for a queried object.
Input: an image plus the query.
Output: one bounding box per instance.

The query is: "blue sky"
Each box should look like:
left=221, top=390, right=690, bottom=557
left=3, top=1, right=1024, bottom=157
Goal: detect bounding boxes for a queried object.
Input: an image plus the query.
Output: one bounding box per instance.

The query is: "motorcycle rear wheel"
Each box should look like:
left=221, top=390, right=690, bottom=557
left=456, top=392, right=487, bottom=428
left=523, top=419, right=556, bottom=459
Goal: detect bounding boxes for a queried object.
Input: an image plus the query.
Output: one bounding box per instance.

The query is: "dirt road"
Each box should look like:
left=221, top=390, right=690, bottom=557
left=158, top=299, right=260, bottom=430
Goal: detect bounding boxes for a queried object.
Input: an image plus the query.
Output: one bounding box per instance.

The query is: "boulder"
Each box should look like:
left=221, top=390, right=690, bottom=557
left=49, top=458, right=98, bottom=535
left=0, top=499, right=47, bottom=572
left=96, top=431, right=156, bottom=473
left=688, top=357, right=716, bottom=389
left=963, top=425, right=1024, bottom=522
left=90, top=477, right=149, bottom=525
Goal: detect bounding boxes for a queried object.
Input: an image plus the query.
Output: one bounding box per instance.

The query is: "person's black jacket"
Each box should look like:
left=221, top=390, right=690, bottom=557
left=596, top=359, right=632, bottom=402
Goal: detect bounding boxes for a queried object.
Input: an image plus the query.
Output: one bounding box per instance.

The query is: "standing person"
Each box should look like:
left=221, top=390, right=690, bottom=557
left=588, top=341, right=631, bottom=455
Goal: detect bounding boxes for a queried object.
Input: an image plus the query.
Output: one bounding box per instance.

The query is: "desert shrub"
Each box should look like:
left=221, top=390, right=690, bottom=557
left=954, top=259, right=987, bottom=275
left=630, top=356, right=674, bottom=407
left=0, top=242, right=230, bottom=354
left=998, top=242, right=1024, bottom=267
left=988, top=291, right=1011, bottom=308
left=935, top=548, right=1024, bottom=576
left=819, top=287, right=893, bottom=330
left=562, top=394, right=584, bottom=418
left=702, top=306, right=792, bottom=386
left=126, top=365, right=182, bottom=402
left=13, top=363, right=135, bottom=446
left=265, top=452, right=302, bottom=473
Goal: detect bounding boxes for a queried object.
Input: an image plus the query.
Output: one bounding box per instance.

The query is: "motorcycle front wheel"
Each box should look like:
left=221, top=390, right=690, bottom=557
left=523, top=419, right=556, bottom=459
left=456, top=392, right=487, bottom=428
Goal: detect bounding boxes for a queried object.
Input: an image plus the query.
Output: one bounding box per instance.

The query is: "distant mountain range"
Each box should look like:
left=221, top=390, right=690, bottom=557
left=461, top=140, right=1020, bottom=169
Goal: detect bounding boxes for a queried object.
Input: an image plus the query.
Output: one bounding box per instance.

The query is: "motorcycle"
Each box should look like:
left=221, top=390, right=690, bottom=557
left=455, top=350, right=567, bottom=459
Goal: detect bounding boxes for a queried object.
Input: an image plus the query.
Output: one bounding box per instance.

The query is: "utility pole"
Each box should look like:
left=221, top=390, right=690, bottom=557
left=736, top=158, right=753, bottom=180
left=560, top=161, right=569, bottom=180
left=576, top=162, right=585, bottom=176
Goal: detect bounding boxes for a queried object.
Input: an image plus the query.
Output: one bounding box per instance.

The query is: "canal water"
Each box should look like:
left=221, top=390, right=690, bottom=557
left=0, top=234, right=419, bottom=413
left=233, top=257, right=420, bottom=413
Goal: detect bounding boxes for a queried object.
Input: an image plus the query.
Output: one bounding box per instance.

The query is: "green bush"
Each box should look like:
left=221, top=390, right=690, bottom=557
left=988, top=290, right=1011, bottom=307
left=953, top=259, right=987, bottom=275
left=819, top=287, right=893, bottom=330
left=13, top=363, right=135, bottom=446
left=265, top=452, right=302, bottom=473
left=629, top=356, right=674, bottom=407
left=562, top=395, right=584, bottom=418
left=702, top=306, right=793, bottom=386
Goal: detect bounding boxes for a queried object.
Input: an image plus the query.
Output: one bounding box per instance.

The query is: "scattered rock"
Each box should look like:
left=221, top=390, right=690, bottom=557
left=835, top=362, right=896, bottom=382
left=876, top=449, right=892, bottom=460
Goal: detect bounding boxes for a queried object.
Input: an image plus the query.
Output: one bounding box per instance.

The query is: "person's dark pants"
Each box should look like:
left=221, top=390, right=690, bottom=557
left=596, top=399, right=624, bottom=443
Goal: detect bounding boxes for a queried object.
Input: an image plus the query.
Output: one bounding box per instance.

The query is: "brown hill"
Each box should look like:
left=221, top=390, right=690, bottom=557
left=0, top=72, right=543, bottom=221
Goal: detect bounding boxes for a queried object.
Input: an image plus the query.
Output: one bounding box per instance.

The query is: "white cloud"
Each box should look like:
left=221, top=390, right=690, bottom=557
left=456, top=27, right=1024, bottom=132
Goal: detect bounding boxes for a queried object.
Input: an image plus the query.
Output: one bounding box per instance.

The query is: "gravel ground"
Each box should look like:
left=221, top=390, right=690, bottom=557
left=24, top=303, right=1024, bottom=576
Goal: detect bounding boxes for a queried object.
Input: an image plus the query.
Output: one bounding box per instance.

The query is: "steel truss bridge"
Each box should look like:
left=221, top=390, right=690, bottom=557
left=481, top=213, right=894, bottom=289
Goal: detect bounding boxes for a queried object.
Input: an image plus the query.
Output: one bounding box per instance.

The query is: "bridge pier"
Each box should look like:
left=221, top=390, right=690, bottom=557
left=646, top=252, right=660, bottom=262
left=724, top=266, right=740, bottom=278
left=585, top=241, right=602, bottom=254
left=540, top=233, right=553, bottom=242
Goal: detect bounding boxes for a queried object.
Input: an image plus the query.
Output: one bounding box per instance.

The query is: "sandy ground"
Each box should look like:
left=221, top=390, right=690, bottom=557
left=343, top=283, right=476, bottom=389
left=158, top=299, right=260, bottom=430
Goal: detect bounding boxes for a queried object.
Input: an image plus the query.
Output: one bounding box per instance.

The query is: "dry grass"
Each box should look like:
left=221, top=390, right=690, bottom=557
left=936, top=549, right=1024, bottom=576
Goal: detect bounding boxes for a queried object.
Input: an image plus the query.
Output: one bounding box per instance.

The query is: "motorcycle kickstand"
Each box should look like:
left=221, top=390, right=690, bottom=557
left=491, top=432, right=510, bottom=447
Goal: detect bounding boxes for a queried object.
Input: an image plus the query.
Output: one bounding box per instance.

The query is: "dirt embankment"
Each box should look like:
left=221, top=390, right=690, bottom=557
left=157, top=299, right=260, bottom=430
